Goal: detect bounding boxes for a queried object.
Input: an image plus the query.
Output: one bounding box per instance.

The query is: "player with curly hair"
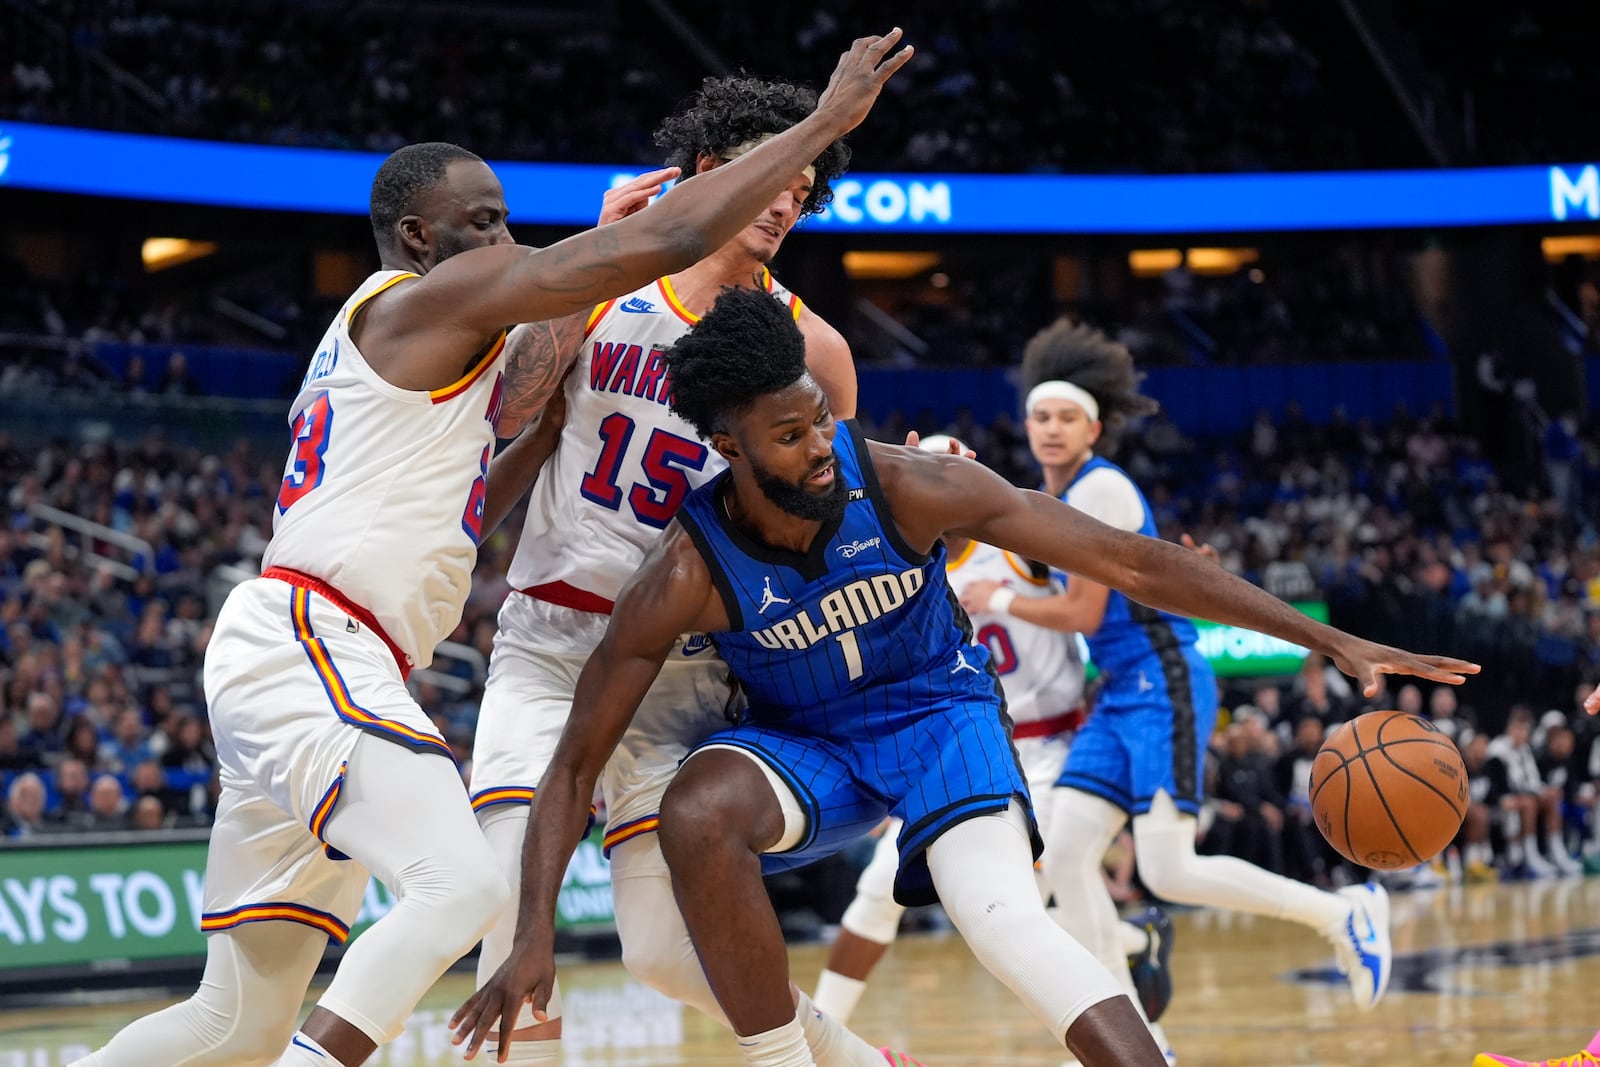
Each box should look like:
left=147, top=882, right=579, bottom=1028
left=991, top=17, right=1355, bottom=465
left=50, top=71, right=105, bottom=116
left=957, top=319, right=1401, bottom=1058
left=461, top=73, right=915, bottom=1067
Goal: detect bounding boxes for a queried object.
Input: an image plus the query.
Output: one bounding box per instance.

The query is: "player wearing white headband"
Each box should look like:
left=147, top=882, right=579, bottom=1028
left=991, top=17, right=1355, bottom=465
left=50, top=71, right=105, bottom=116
left=955, top=320, right=1395, bottom=1060
left=814, top=433, right=1177, bottom=1031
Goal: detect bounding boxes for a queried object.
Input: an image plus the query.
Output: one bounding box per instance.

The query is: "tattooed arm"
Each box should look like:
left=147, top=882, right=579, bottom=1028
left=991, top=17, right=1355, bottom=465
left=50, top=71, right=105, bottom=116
left=495, top=313, right=590, bottom=438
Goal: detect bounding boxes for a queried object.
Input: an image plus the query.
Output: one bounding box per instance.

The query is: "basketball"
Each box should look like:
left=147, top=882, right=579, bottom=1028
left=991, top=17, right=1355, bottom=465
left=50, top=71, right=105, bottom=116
left=1308, top=710, right=1468, bottom=870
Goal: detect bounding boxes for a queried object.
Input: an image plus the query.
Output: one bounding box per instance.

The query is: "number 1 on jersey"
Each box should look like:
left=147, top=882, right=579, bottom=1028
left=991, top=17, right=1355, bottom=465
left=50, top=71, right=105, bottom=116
left=835, top=631, right=864, bottom=681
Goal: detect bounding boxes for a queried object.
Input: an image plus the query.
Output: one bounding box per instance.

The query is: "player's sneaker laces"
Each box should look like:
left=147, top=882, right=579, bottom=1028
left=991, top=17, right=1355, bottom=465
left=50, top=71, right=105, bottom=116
left=1126, top=905, right=1176, bottom=1023
left=1326, top=883, right=1391, bottom=1010
left=880, top=1049, right=926, bottom=1067
left=1472, top=1029, right=1600, bottom=1067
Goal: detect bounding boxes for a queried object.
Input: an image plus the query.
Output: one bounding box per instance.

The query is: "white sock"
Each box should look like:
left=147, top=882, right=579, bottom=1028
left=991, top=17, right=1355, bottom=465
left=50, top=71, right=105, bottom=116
left=1116, top=922, right=1149, bottom=958
left=794, top=988, right=881, bottom=1067
left=737, top=1016, right=815, bottom=1067
left=811, top=971, right=868, bottom=1026
left=1545, top=832, right=1570, bottom=858
left=273, top=1033, right=340, bottom=1066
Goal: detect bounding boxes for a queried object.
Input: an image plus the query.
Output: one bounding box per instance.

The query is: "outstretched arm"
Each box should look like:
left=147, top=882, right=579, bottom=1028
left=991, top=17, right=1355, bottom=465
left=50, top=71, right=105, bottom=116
left=361, top=32, right=913, bottom=390
left=875, top=442, right=1479, bottom=696
left=451, top=526, right=727, bottom=1060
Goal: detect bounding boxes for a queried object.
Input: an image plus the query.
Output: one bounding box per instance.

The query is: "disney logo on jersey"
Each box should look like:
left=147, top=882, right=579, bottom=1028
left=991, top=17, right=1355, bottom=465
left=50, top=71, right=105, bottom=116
left=751, top=566, right=925, bottom=652
left=619, top=296, right=658, bottom=314
left=836, top=537, right=882, bottom=560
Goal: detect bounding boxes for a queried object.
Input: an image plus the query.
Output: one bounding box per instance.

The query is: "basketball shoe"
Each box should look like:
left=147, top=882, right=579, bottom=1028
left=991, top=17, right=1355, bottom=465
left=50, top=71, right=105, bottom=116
left=1126, top=905, right=1176, bottom=1023
left=1472, top=1029, right=1600, bottom=1066
left=1326, top=883, right=1391, bottom=1010
left=881, top=1049, right=926, bottom=1067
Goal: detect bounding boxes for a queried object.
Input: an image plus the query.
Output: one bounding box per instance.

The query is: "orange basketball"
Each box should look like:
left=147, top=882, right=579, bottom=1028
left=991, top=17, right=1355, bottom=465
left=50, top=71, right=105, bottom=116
left=1308, top=710, right=1468, bottom=870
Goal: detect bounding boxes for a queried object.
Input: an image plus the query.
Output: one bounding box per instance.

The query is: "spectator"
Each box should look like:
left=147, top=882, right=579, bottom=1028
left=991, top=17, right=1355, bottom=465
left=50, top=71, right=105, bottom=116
left=1428, top=686, right=1466, bottom=743
left=49, top=757, right=94, bottom=829
left=61, top=715, right=102, bottom=767
left=1274, top=715, right=1340, bottom=886
left=1458, top=732, right=1499, bottom=883
left=156, top=351, right=202, bottom=397
left=4, top=772, right=50, bottom=839
left=130, top=794, right=167, bottom=831
left=84, top=773, right=129, bottom=832
left=0, top=714, right=38, bottom=772
left=1537, top=722, right=1587, bottom=870
left=99, top=707, right=153, bottom=774
left=19, top=691, right=65, bottom=763
left=128, top=758, right=185, bottom=816
left=1488, top=707, right=1570, bottom=877
left=1206, top=722, right=1288, bottom=874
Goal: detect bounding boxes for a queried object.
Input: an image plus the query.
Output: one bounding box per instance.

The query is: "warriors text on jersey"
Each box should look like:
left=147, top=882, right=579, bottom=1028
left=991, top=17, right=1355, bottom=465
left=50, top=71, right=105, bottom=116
left=261, top=270, right=507, bottom=670
left=676, top=421, right=1000, bottom=735
left=947, top=541, right=1085, bottom=725
left=508, top=271, right=803, bottom=606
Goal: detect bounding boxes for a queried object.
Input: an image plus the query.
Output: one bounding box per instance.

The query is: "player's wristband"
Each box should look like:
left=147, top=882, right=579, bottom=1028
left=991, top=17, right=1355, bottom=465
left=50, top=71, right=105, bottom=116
left=987, top=587, right=1017, bottom=617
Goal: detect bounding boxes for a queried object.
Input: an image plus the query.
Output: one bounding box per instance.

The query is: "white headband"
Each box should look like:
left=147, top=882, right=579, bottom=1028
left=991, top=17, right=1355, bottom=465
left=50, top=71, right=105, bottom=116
left=721, top=134, right=818, bottom=184
left=1025, top=380, right=1100, bottom=423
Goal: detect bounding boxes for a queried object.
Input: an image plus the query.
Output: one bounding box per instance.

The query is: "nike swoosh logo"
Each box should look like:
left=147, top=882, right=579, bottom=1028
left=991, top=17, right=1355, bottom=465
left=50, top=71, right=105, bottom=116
left=291, top=1034, right=326, bottom=1057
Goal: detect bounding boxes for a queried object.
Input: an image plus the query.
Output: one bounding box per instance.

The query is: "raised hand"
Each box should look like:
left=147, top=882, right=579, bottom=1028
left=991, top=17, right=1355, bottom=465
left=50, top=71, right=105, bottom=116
left=598, top=167, right=680, bottom=226
left=815, top=28, right=915, bottom=133
left=1326, top=635, right=1480, bottom=699
left=1179, top=532, right=1221, bottom=564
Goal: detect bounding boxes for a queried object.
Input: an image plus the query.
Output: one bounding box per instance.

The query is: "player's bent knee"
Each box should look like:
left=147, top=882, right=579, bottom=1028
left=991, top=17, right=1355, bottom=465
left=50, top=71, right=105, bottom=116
left=840, top=887, right=905, bottom=944
left=660, top=751, right=785, bottom=860
left=455, top=866, right=513, bottom=942
left=179, top=989, right=299, bottom=1066
left=620, top=936, right=703, bottom=1003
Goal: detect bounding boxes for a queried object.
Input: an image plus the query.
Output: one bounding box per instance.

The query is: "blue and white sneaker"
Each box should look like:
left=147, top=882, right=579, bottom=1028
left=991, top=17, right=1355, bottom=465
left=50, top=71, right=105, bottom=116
left=1328, top=883, right=1391, bottom=1010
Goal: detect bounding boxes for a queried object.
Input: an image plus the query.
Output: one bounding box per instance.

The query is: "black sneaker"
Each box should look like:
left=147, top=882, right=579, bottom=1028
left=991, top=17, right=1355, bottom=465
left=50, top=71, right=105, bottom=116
left=1127, top=905, right=1175, bottom=1022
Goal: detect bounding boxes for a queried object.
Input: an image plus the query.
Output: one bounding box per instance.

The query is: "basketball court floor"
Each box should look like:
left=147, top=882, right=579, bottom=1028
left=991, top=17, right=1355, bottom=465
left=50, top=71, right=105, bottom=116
left=5, top=879, right=1598, bottom=1067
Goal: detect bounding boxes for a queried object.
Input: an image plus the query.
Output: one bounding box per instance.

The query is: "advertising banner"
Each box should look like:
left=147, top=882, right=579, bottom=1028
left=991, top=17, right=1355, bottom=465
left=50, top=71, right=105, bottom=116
left=0, top=828, right=614, bottom=975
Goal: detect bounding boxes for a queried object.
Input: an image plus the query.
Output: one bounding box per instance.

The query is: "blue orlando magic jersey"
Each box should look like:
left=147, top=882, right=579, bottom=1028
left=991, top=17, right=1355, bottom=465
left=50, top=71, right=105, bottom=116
left=675, top=421, right=999, bottom=736
left=1060, top=456, right=1200, bottom=677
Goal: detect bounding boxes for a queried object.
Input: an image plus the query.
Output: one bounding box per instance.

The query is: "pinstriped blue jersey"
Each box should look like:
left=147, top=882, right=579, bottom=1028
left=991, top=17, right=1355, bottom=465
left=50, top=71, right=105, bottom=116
left=676, top=421, right=999, bottom=735
left=1059, top=456, right=1199, bottom=677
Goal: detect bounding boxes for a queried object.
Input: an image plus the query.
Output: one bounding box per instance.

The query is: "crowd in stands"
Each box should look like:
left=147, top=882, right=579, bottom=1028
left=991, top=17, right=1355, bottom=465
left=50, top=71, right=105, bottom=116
left=3, top=0, right=1425, bottom=174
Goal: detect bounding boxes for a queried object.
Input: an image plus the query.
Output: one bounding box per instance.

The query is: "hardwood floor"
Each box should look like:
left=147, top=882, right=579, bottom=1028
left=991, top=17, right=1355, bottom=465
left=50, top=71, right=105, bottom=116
left=5, top=879, right=1598, bottom=1066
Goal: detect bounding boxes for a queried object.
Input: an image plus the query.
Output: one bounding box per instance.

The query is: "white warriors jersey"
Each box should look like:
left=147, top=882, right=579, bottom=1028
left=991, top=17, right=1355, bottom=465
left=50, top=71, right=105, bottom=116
left=947, top=541, right=1086, bottom=724
left=509, top=270, right=802, bottom=601
left=262, top=270, right=507, bottom=670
